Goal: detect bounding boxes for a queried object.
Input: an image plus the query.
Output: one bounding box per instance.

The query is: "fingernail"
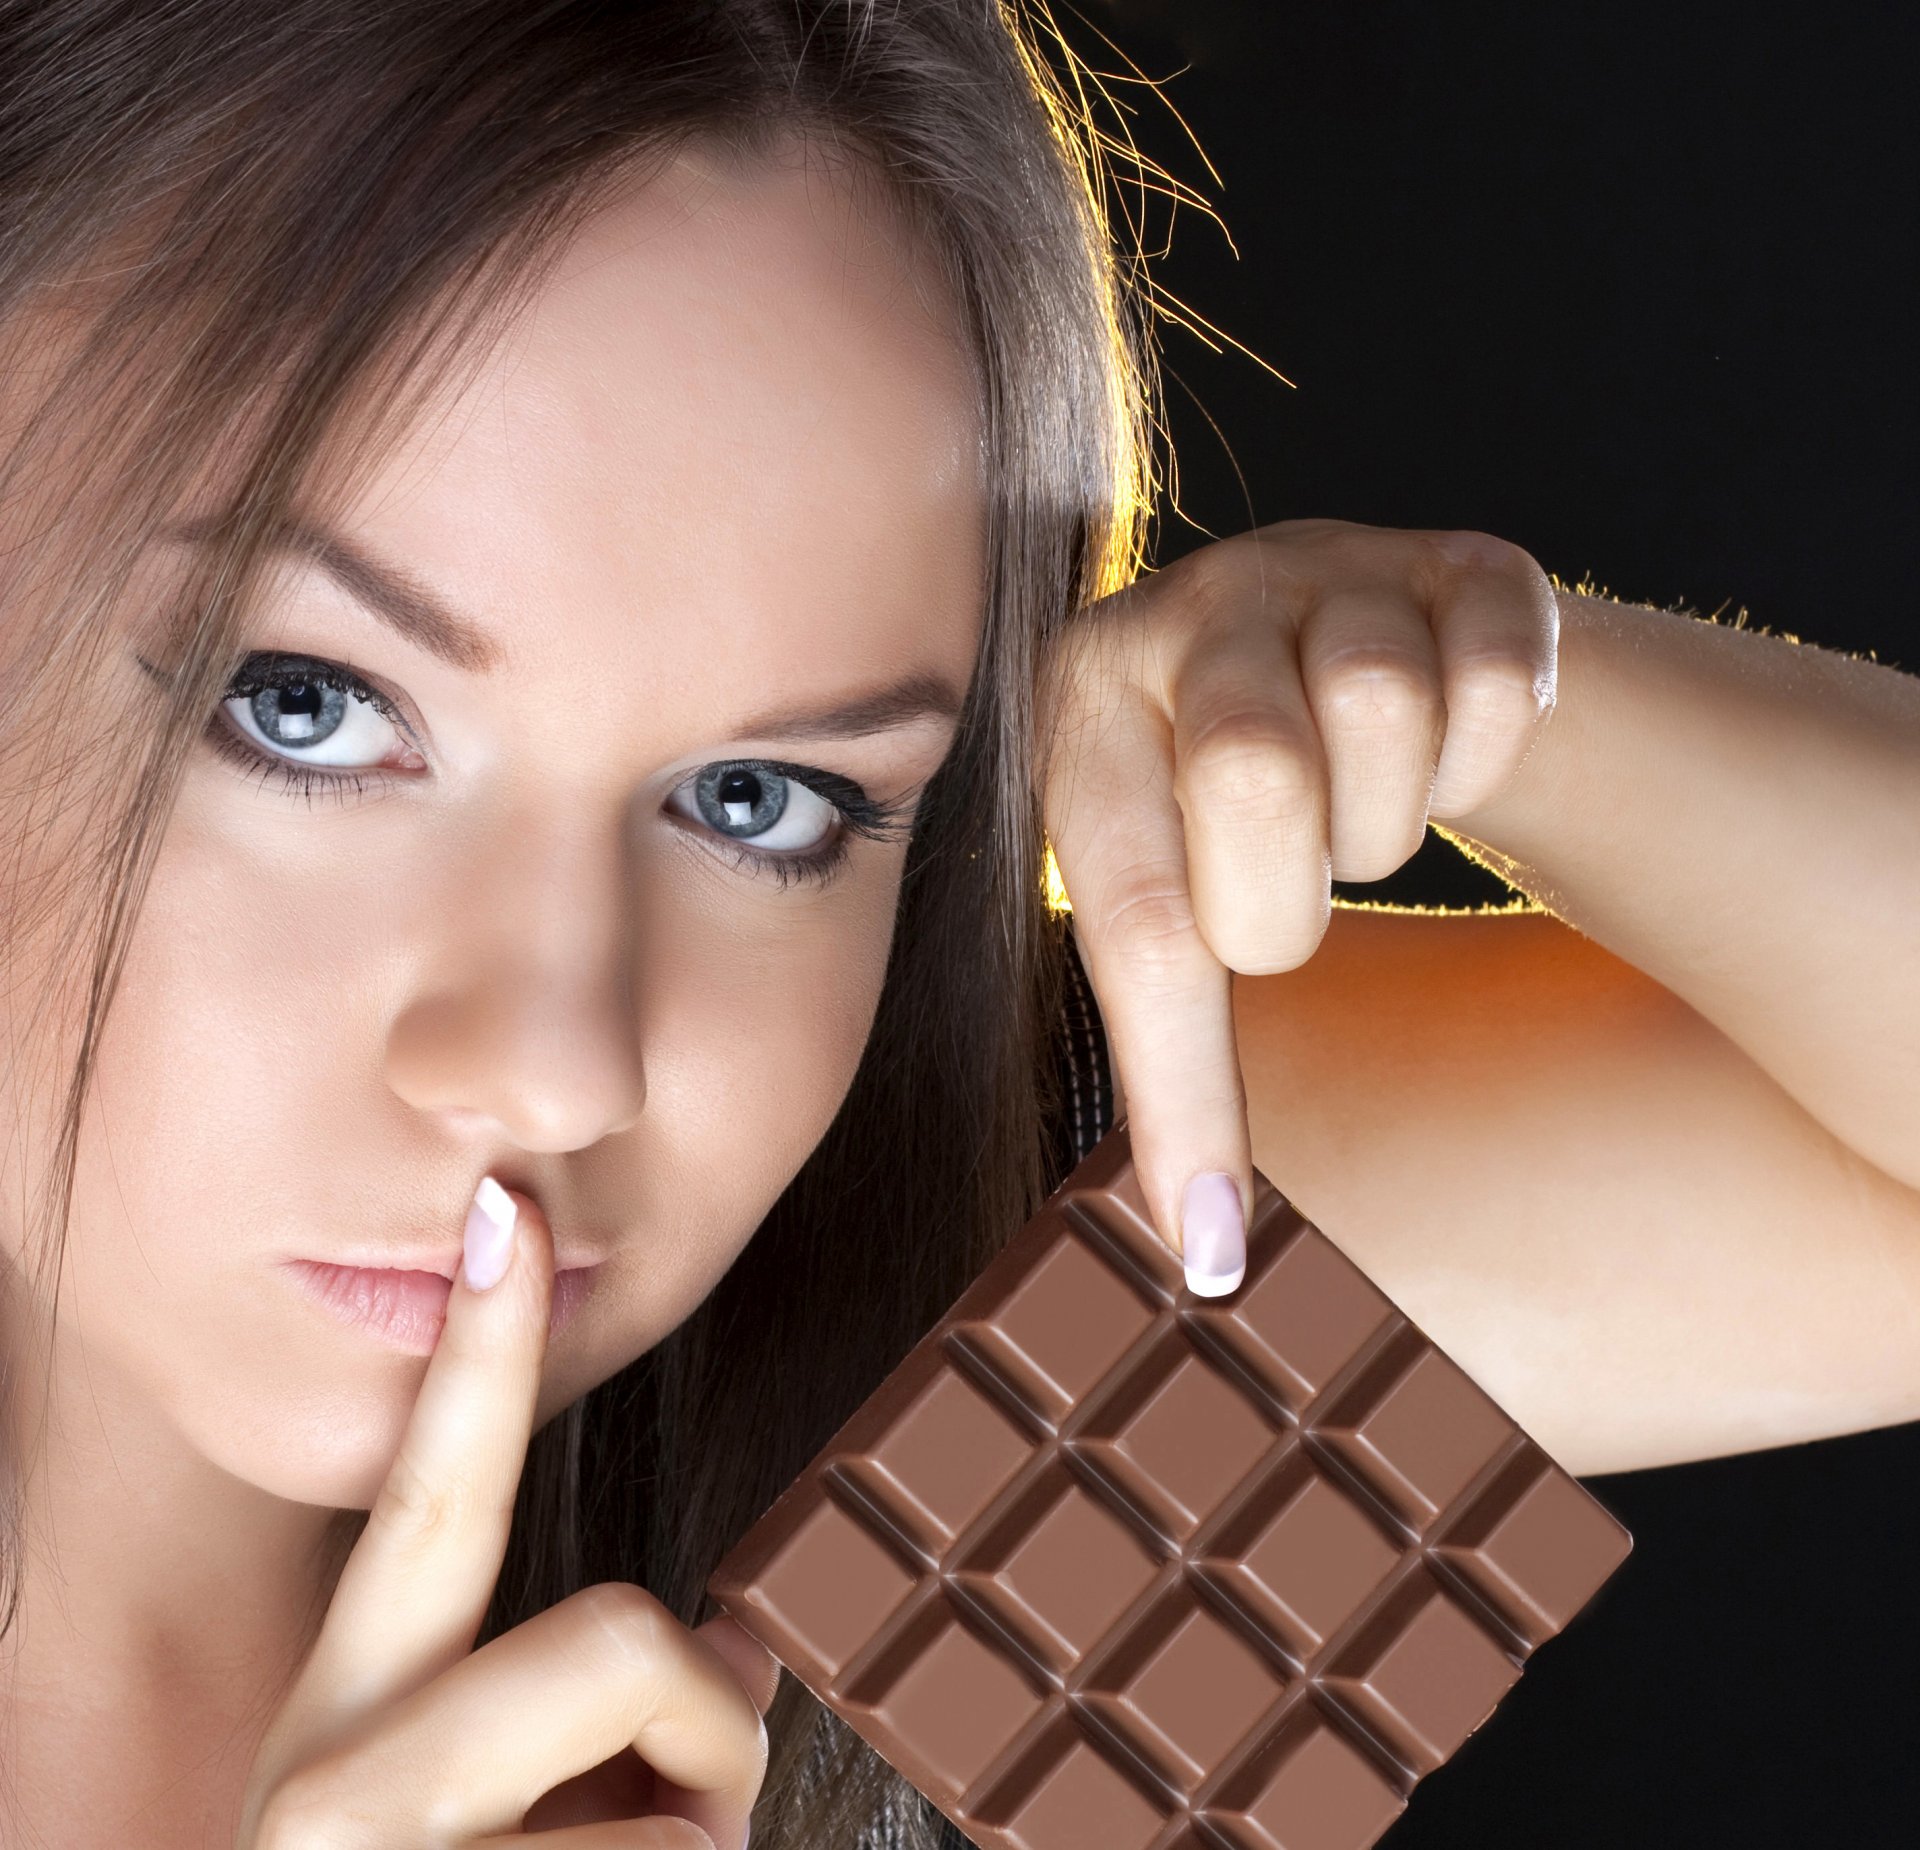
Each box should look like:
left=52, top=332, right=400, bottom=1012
left=1181, top=1171, right=1246, bottom=1296
left=463, top=1175, right=518, bottom=1291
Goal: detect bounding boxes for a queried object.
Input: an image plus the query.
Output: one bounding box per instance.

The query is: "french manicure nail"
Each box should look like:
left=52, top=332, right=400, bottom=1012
left=463, top=1174, right=518, bottom=1291
left=1181, top=1170, right=1246, bottom=1296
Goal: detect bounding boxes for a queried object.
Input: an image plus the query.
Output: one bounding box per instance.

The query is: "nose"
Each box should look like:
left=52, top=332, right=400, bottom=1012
left=388, top=967, right=647, bottom=1151
left=382, top=822, right=646, bottom=1152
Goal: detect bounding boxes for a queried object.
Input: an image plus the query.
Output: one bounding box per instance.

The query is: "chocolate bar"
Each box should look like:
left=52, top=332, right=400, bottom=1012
left=709, top=1123, right=1630, bottom=1849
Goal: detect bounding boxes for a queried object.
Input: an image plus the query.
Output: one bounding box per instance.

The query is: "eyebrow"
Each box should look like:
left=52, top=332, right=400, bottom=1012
left=163, top=513, right=503, bottom=674
left=158, top=515, right=969, bottom=743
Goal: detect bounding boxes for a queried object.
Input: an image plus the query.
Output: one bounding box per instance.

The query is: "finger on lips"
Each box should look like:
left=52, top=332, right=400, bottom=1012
left=292, top=1180, right=555, bottom=1718
left=246, top=1179, right=766, bottom=1850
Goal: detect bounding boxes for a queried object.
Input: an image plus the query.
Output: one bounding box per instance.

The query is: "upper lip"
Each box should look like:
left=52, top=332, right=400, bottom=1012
left=294, top=1251, right=607, bottom=1278
left=286, top=1178, right=609, bottom=1277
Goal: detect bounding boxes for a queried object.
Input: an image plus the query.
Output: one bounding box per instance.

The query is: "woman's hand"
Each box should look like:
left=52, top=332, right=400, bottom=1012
left=1037, top=516, right=1560, bottom=1293
left=235, top=1185, right=776, bottom=1850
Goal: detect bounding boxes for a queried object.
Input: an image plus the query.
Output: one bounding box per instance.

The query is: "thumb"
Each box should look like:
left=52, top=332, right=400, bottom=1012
left=695, top=1613, right=781, bottom=1717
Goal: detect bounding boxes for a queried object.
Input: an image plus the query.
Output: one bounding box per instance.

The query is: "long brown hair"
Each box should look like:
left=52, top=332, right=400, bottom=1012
left=0, top=2, right=1162, bottom=1840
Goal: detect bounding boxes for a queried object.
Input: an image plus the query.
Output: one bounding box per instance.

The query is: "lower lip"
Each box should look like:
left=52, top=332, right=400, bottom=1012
left=282, top=1259, right=598, bottom=1354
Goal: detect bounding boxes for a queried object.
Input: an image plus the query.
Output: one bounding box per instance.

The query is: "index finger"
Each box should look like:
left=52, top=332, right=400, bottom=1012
left=1039, top=608, right=1254, bottom=1297
left=287, top=1177, right=557, bottom=1725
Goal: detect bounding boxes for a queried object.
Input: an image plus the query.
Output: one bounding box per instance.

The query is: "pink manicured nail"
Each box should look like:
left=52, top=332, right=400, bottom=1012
left=463, top=1175, right=518, bottom=1291
left=1181, top=1171, right=1246, bottom=1296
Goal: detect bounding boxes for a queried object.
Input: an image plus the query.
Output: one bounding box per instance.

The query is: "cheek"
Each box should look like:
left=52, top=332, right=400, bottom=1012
left=598, top=859, right=898, bottom=1351
left=46, top=860, right=399, bottom=1503
left=24, top=806, right=903, bottom=1506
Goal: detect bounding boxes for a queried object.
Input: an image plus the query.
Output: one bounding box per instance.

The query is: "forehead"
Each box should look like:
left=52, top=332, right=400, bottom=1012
left=323, top=136, right=987, bottom=717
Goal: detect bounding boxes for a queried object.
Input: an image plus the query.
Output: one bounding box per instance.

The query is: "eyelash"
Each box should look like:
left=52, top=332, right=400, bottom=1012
left=189, top=651, right=917, bottom=890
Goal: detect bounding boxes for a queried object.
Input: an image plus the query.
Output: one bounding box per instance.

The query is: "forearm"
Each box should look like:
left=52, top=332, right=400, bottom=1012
left=1442, top=585, right=1920, bottom=1191
left=1232, top=909, right=1920, bottom=1475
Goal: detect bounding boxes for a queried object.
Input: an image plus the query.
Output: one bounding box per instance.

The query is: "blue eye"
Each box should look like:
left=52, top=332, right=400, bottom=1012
left=131, top=648, right=919, bottom=890
left=667, top=761, right=842, bottom=884
left=219, top=652, right=411, bottom=778
left=663, top=757, right=919, bottom=889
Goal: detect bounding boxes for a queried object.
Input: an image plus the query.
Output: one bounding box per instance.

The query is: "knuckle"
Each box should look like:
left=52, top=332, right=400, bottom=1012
left=367, top=1450, right=493, bottom=1549
left=1044, top=610, right=1157, bottom=728
left=1094, top=871, right=1201, bottom=965
left=1075, top=568, right=1155, bottom=639
left=1162, top=539, right=1252, bottom=632
left=252, top=1759, right=365, bottom=1850
left=1182, top=711, right=1316, bottom=816
left=1315, top=651, right=1435, bottom=731
left=575, top=1578, right=671, bottom=1675
left=1431, top=527, right=1533, bottom=574
left=1039, top=611, right=1106, bottom=701
left=1449, top=651, right=1553, bottom=727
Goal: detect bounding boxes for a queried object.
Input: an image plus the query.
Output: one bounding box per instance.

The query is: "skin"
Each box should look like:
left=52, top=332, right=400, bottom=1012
left=0, top=138, right=984, bottom=1846
left=2, top=110, right=1918, bottom=1850
left=1052, top=530, right=1920, bottom=1474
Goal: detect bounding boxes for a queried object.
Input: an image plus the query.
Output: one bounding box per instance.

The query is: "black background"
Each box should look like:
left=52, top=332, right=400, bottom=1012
left=1065, top=1, right=1916, bottom=1842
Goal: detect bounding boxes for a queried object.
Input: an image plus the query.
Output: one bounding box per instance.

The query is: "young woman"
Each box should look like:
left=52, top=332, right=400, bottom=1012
left=1, top=3, right=1914, bottom=1847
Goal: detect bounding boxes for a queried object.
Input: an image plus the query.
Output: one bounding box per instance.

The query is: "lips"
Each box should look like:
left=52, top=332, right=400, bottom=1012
left=282, top=1257, right=600, bottom=1353
left=309, top=1249, right=609, bottom=1279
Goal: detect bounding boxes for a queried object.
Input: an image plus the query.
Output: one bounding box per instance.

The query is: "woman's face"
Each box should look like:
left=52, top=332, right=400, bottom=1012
left=2, top=140, right=986, bottom=1511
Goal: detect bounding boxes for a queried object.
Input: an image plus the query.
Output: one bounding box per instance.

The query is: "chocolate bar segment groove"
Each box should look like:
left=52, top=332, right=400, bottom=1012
left=711, top=1124, right=1631, bottom=1850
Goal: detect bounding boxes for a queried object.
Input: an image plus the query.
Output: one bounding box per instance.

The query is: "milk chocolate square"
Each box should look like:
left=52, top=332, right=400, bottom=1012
left=710, top=1124, right=1631, bottom=1849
